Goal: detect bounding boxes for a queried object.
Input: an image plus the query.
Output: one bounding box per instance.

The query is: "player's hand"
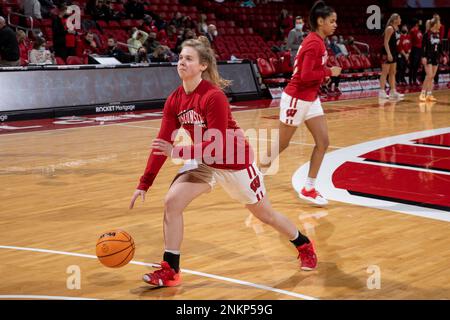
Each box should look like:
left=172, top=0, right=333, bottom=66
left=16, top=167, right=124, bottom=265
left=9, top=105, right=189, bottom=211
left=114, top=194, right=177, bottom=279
left=421, top=57, right=427, bottom=65
left=152, top=138, right=173, bottom=157
left=129, top=189, right=146, bottom=209
left=330, top=66, right=342, bottom=77
left=387, top=53, right=393, bottom=62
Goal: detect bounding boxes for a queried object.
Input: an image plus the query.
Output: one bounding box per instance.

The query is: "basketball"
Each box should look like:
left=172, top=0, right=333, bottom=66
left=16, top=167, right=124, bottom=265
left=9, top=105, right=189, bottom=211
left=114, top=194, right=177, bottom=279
left=96, top=230, right=135, bottom=268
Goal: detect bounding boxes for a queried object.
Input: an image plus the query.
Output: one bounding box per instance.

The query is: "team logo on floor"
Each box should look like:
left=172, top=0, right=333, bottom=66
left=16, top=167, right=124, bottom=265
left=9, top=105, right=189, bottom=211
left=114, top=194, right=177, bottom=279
left=292, top=128, right=450, bottom=222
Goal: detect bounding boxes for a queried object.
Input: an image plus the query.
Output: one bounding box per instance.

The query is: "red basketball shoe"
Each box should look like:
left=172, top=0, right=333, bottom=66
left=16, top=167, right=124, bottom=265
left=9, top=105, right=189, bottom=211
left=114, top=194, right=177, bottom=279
left=299, top=187, right=328, bottom=206
left=142, top=261, right=182, bottom=287
left=297, top=242, right=318, bottom=271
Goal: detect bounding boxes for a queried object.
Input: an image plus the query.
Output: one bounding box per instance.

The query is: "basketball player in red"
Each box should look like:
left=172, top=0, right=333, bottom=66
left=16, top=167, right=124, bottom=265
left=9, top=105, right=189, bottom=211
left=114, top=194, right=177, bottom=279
left=272, top=1, right=341, bottom=206
left=129, top=38, right=317, bottom=287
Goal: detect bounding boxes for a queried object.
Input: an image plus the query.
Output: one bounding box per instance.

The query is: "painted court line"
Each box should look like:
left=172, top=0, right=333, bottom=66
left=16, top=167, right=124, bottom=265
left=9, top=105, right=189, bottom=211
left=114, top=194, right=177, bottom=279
left=0, top=245, right=318, bottom=300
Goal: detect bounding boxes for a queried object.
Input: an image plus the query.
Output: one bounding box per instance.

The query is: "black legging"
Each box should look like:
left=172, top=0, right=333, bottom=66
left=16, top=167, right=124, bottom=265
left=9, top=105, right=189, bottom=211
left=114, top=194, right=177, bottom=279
left=409, top=47, right=421, bottom=84
left=396, top=54, right=408, bottom=84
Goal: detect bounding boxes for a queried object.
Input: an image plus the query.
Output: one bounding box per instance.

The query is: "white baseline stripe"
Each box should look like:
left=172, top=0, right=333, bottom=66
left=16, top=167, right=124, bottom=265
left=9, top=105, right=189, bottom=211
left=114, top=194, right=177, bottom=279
left=0, top=245, right=318, bottom=300
left=0, top=295, right=98, bottom=300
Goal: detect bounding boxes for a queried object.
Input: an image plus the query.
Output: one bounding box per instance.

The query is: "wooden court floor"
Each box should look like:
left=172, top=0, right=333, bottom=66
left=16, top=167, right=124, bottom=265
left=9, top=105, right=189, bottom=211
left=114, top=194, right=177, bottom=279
left=0, top=90, right=449, bottom=300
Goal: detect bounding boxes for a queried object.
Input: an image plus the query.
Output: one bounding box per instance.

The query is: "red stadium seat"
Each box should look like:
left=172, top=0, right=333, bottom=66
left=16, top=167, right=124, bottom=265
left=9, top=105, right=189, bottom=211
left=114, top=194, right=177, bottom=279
left=55, top=57, right=66, bottom=65
left=66, top=56, right=84, bottom=65
left=256, top=58, right=289, bottom=86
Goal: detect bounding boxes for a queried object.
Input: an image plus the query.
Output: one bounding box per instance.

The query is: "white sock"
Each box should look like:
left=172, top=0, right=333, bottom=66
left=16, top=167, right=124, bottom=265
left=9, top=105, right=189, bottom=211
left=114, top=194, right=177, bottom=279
left=304, top=177, right=316, bottom=191
left=165, top=249, right=180, bottom=255
left=426, top=91, right=432, bottom=96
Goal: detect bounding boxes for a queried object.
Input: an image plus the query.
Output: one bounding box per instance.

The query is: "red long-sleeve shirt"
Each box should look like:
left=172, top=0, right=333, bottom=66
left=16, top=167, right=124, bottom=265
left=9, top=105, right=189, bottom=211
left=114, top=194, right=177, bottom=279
left=284, top=32, right=332, bottom=102
left=138, top=80, right=253, bottom=191
left=410, top=26, right=423, bottom=49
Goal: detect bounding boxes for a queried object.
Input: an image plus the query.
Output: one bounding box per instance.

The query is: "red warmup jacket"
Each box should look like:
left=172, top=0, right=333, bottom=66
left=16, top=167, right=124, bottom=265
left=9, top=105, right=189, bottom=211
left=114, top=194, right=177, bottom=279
left=284, top=32, right=332, bottom=102
left=138, top=80, right=253, bottom=191
left=409, top=26, right=423, bottom=49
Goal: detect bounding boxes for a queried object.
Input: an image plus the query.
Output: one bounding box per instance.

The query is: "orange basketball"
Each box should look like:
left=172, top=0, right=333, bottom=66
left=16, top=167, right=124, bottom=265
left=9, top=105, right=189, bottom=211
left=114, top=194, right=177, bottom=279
left=96, top=230, right=135, bottom=268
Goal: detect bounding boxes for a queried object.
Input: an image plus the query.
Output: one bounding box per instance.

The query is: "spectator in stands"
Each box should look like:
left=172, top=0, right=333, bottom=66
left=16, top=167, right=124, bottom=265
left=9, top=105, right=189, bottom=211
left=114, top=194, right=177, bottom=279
left=0, top=16, right=20, bottom=66
left=86, top=0, right=97, bottom=16
left=29, top=36, right=55, bottom=64
left=52, top=3, right=69, bottom=59
left=125, top=0, right=144, bottom=19
left=170, top=12, right=185, bottom=29
left=197, top=14, right=208, bottom=35
left=336, top=35, right=348, bottom=56
left=127, top=28, right=148, bottom=55
left=150, top=45, right=170, bottom=63
left=38, top=0, right=56, bottom=19
left=76, top=31, right=99, bottom=57
left=92, top=0, right=112, bottom=22
left=287, top=16, right=304, bottom=65
left=152, top=14, right=167, bottom=31
left=278, top=9, right=291, bottom=40
left=347, top=36, right=362, bottom=55
left=396, top=25, right=411, bottom=86
left=136, top=46, right=149, bottom=63
left=329, top=35, right=343, bottom=56
left=106, top=37, right=128, bottom=62
left=141, top=15, right=157, bottom=34
left=23, top=0, right=43, bottom=20
left=175, top=28, right=196, bottom=54
left=144, top=32, right=160, bottom=54
left=409, top=18, right=423, bottom=86
left=167, top=25, right=178, bottom=43
left=16, top=30, right=31, bottom=65
left=182, top=16, right=196, bottom=31
left=205, top=24, right=218, bottom=44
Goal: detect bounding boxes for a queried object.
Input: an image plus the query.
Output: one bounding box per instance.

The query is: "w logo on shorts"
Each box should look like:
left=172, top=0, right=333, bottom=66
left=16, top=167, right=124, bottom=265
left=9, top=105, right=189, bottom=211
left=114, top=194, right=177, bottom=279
left=286, top=109, right=298, bottom=118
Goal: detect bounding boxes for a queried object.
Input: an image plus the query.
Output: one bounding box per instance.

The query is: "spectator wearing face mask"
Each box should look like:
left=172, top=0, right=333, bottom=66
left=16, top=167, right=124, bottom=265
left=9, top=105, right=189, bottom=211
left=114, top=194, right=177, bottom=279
left=205, top=24, right=218, bottom=44
left=287, top=16, right=305, bottom=65
left=329, top=35, right=343, bottom=56
left=396, top=25, right=411, bottom=85
left=29, top=36, right=55, bottom=64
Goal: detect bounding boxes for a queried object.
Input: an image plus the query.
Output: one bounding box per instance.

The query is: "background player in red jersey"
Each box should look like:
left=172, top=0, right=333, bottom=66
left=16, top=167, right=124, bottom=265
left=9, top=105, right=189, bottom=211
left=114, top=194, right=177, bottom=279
left=271, top=1, right=341, bottom=206
left=129, top=38, right=317, bottom=287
